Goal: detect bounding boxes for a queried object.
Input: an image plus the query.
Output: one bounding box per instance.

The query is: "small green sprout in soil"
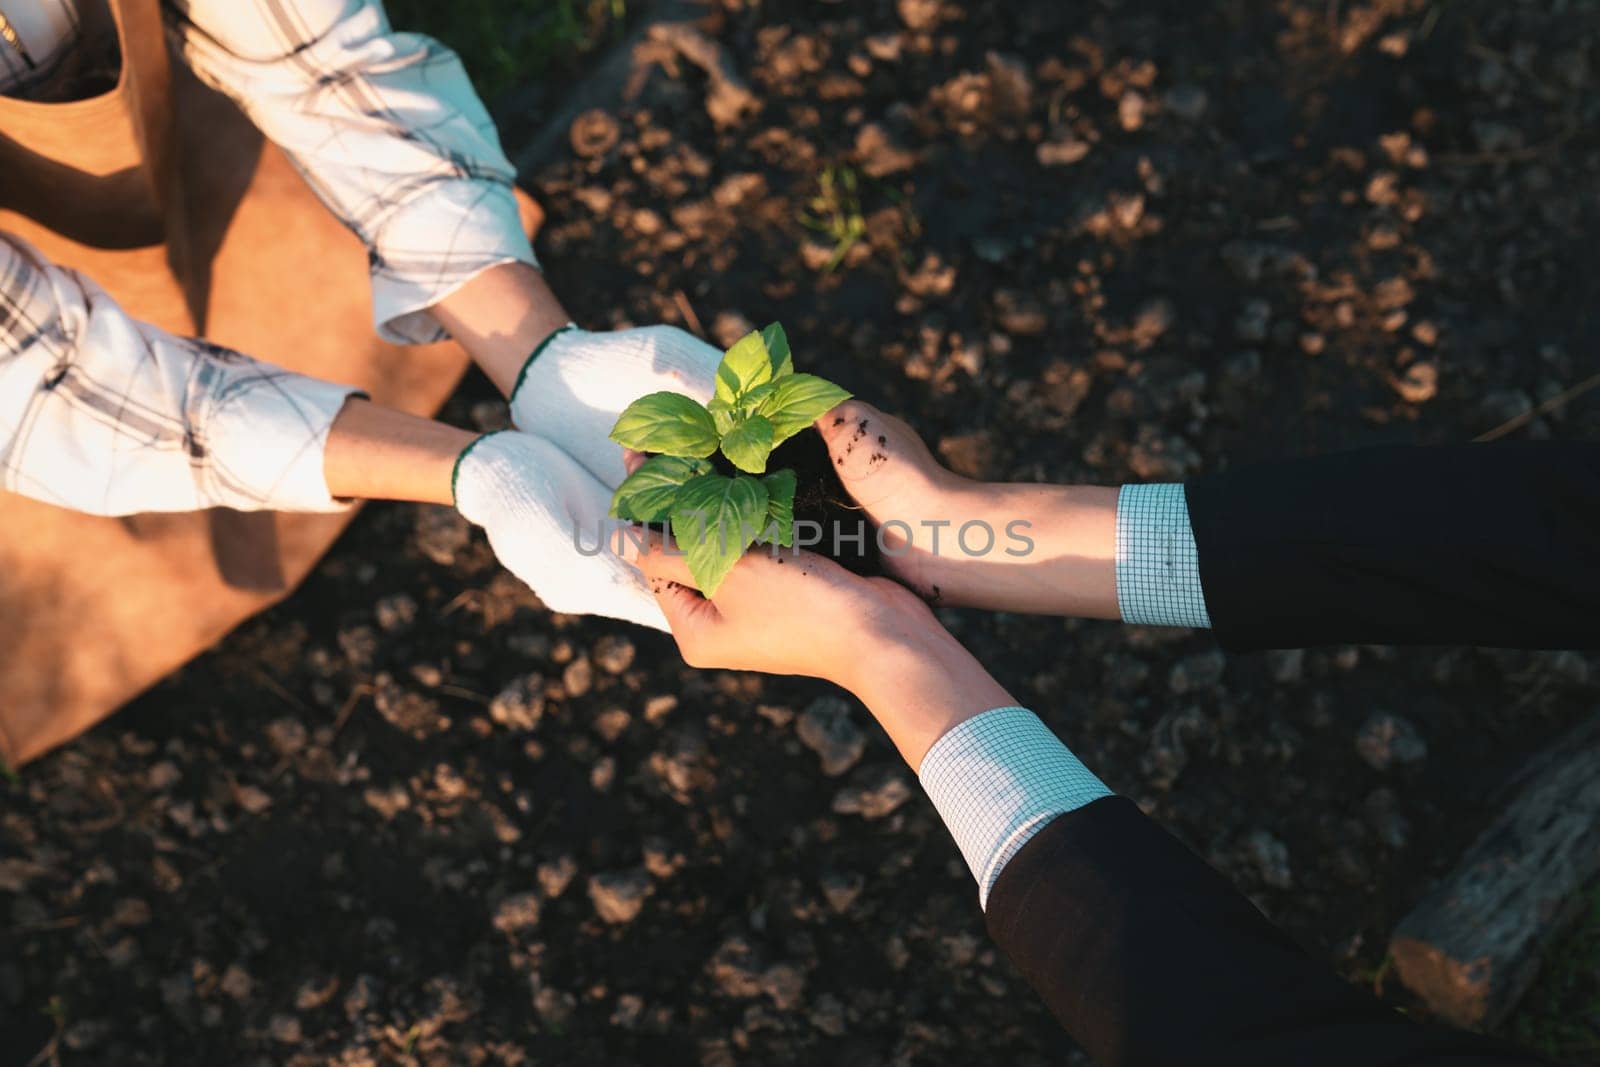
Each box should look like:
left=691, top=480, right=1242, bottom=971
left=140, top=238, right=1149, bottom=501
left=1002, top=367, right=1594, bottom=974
left=799, top=166, right=867, bottom=273
left=608, top=323, right=851, bottom=595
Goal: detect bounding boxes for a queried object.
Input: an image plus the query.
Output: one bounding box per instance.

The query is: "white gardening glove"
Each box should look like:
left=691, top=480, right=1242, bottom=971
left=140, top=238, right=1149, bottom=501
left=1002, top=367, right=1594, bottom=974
left=508, top=324, right=721, bottom=487
left=453, top=431, right=668, bottom=631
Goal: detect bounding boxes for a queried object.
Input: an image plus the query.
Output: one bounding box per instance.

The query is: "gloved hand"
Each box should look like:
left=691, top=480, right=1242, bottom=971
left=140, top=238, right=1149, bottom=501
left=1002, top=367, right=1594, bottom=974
left=508, top=324, right=721, bottom=487
left=453, top=430, right=668, bottom=631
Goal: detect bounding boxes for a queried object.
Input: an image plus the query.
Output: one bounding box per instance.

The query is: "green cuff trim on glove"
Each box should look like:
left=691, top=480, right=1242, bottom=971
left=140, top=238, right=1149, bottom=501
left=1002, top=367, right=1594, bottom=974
left=507, top=323, right=578, bottom=408
left=451, top=430, right=508, bottom=509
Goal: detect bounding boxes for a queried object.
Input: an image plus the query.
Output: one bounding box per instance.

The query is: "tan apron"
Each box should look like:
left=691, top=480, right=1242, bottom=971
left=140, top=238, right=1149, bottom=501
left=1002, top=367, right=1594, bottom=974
left=0, top=0, right=541, bottom=766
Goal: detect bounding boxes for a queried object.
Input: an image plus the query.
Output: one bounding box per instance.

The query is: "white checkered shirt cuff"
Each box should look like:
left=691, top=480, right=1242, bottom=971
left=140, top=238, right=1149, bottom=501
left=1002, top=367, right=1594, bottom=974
left=371, top=181, right=538, bottom=346
left=1115, top=483, right=1213, bottom=628
left=918, top=706, right=1113, bottom=910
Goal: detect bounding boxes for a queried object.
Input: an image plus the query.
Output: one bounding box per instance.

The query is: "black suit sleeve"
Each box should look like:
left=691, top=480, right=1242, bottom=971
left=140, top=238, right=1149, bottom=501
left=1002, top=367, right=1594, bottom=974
left=1183, top=442, right=1600, bottom=651
left=985, top=797, right=1543, bottom=1067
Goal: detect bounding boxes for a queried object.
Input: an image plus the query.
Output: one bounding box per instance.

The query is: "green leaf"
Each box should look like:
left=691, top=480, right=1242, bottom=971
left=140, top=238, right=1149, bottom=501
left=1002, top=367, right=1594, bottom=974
left=738, top=381, right=778, bottom=412
left=706, top=396, right=738, bottom=437
left=757, top=374, right=853, bottom=444
left=716, top=330, right=774, bottom=403
left=609, top=455, right=712, bottom=521
left=670, top=473, right=768, bottom=596
left=720, top=414, right=775, bottom=474
left=758, top=468, right=797, bottom=547
left=609, top=392, right=719, bottom=457
left=762, top=322, right=794, bottom=379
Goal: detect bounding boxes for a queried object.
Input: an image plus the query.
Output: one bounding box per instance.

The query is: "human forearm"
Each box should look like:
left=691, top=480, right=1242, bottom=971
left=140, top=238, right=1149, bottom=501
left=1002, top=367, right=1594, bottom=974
left=322, top=397, right=478, bottom=506
left=428, top=261, right=571, bottom=396
left=913, top=480, right=1121, bottom=617
left=1, top=234, right=358, bottom=515
left=845, top=624, right=1017, bottom=770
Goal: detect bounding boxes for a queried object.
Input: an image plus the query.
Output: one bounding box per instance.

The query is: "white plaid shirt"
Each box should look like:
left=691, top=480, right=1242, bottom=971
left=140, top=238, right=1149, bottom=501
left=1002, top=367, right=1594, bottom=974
left=1, top=0, right=535, bottom=514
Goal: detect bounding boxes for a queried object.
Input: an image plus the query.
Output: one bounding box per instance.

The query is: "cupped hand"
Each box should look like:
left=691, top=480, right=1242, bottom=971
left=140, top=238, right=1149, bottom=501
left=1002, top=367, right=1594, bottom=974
left=813, top=399, right=970, bottom=601
left=814, top=400, right=1119, bottom=617
left=509, top=324, right=721, bottom=487
left=622, top=532, right=1013, bottom=768
left=453, top=431, right=669, bottom=631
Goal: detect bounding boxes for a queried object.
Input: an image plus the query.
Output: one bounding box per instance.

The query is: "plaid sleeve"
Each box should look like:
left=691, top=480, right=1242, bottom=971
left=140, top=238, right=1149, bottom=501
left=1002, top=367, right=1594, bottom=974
left=166, top=0, right=537, bottom=344
left=0, top=234, right=359, bottom=515
left=1115, top=483, right=1214, bottom=628
left=918, top=706, right=1113, bottom=910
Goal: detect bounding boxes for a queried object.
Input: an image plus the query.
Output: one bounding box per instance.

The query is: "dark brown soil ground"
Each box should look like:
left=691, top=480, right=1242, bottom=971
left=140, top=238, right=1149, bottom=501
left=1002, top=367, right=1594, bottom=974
left=5, top=1, right=1600, bottom=1064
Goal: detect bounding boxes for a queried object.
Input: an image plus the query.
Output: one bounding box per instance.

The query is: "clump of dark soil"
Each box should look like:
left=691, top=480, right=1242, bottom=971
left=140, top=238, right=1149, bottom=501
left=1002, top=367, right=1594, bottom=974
left=707, top=427, right=883, bottom=578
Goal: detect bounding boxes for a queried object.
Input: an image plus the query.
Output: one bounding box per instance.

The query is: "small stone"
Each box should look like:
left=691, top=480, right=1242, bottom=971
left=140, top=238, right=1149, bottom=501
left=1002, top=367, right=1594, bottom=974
left=832, top=767, right=913, bottom=820
left=1269, top=649, right=1306, bottom=685
left=1355, top=713, right=1427, bottom=771
left=534, top=986, right=576, bottom=1027
left=489, top=675, right=545, bottom=732
left=1036, top=136, right=1090, bottom=168
left=220, top=964, right=254, bottom=1002
left=711, top=311, right=756, bottom=349
left=1131, top=297, right=1175, bottom=348
left=537, top=855, right=578, bottom=899
left=148, top=761, right=181, bottom=790
left=590, top=756, right=616, bottom=792
left=896, top=0, right=943, bottom=32
left=1243, top=829, right=1293, bottom=889
left=374, top=593, right=417, bottom=632
left=855, top=122, right=917, bottom=177
left=985, top=50, right=1033, bottom=115
left=708, top=937, right=765, bottom=998
left=233, top=784, right=272, bottom=815
left=1118, top=90, right=1147, bottom=131
left=570, top=108, right=621, bottom=158
left=594, top=707, right=632, bottom=743
left=611, top=993, right=646, bottom=1029
left=760, top=964, right=806, bottom=1011
left=644, top=694, right=679, bottom=724
left=593, top=636, right=636, bottom=675
left=993, top=288, right=1048, bottom=335
left=1127, top=430, right=1201, bottom=481
left=796, top=697, right=868, bottom=777
left=1235, top=299, right=1272, bottom=343
left=1162, top=83, right=1208, bottom=121
left=267, top=1017, right=300, bottom=1049
left=809, top=993, right=848, bottom=1036
left=642, top=837, right=683, bottom=880
left=414, top=505, right=471, bottom=566
left=819, top=870, right=865, bottom=914
left=1393, top=362, right=1438, bottom=404
left=1373, top=276, right=1415, bottom=310
left=563, top=656, right=595, bottom=697
left=938, top=431, right=996, bottom=479
left=264, top=719, right=307, bottom=758
left=1168, top=650, right=1226, bottom=695
left=492, top=892, right=543, bottom=934
left=588, top=869, right=653, bottom=925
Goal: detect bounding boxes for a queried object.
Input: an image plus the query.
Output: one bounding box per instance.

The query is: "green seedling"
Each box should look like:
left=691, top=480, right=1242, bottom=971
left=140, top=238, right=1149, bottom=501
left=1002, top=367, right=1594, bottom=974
left=608, top=323, right=851, bottom=595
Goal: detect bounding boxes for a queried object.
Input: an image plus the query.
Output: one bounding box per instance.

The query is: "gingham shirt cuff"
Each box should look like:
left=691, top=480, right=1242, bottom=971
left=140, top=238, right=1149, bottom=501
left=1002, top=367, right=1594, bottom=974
left=919, top=706, right=1113, bottom=910
left=1115, top=483, right=1213, bottom=628
left=370, top=181, right=538, bottom=346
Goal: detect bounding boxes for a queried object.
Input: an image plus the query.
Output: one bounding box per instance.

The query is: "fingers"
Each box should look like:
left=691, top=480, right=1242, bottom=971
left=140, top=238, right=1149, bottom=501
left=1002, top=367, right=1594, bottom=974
left=614, top=528, right=699, bottom=587
left=622, top=448, right=648, bottom=475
